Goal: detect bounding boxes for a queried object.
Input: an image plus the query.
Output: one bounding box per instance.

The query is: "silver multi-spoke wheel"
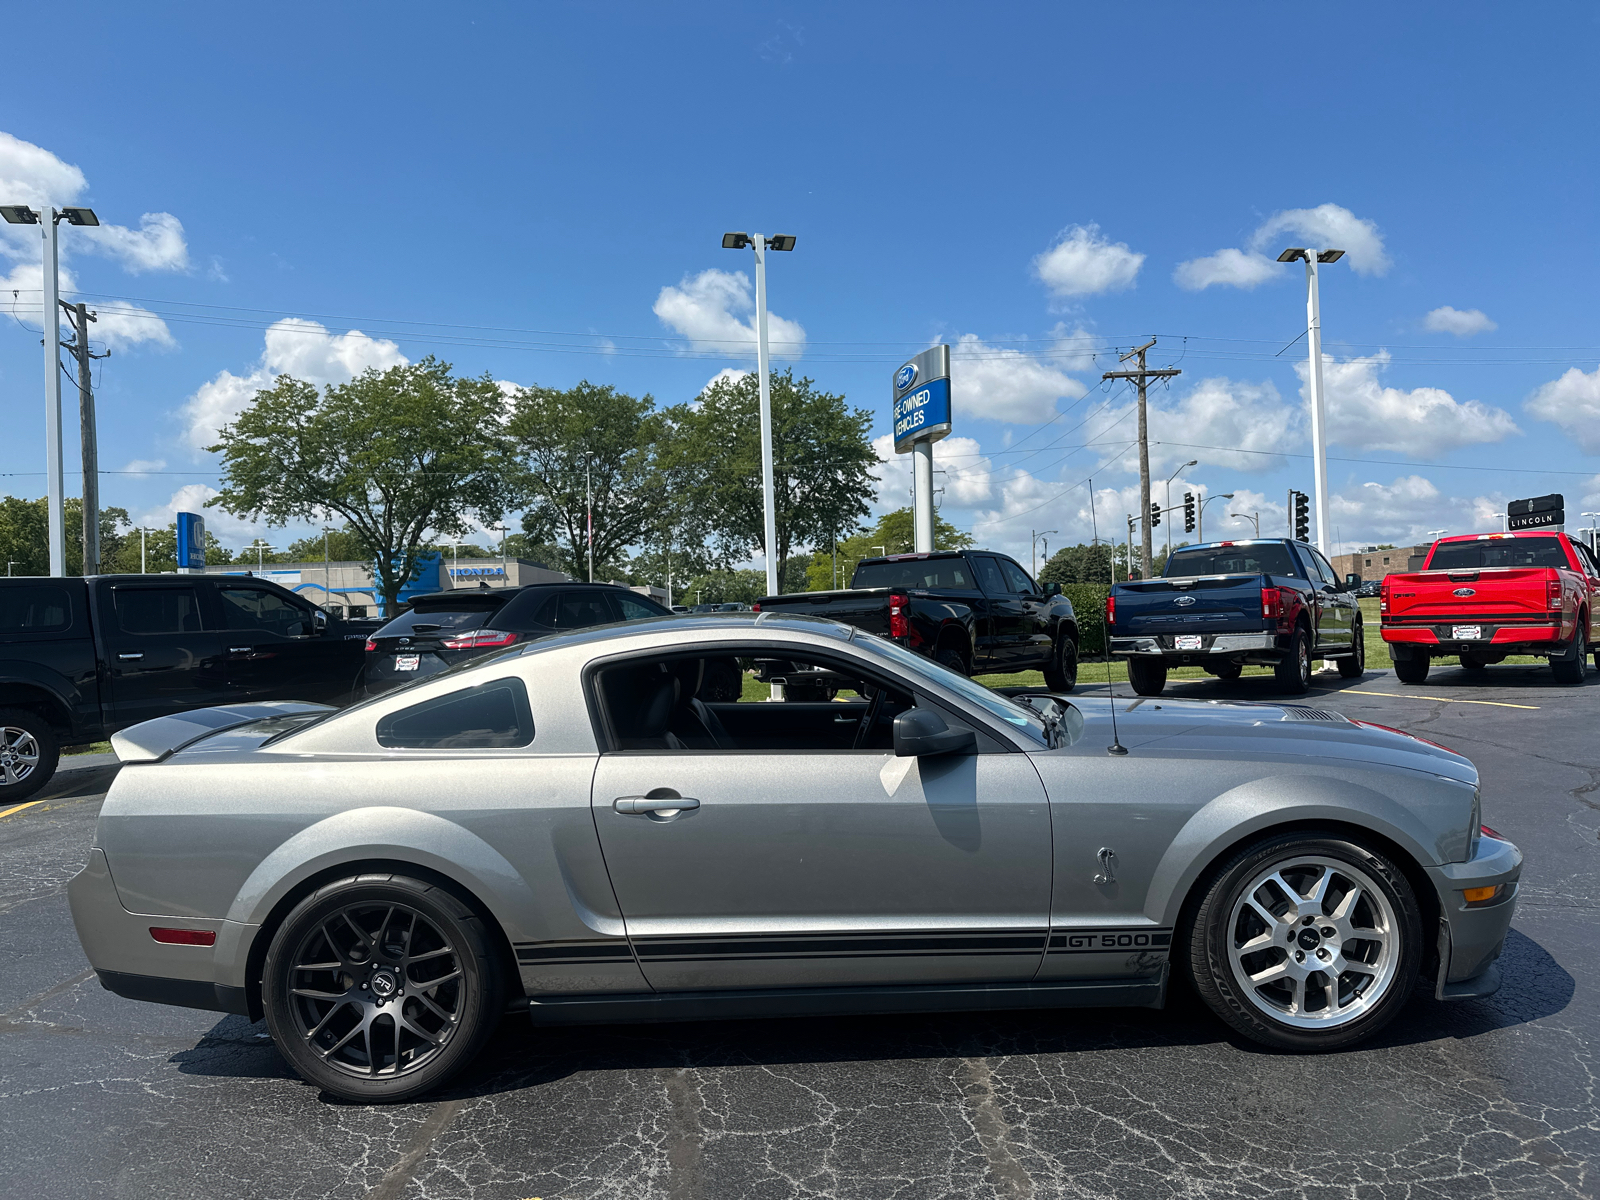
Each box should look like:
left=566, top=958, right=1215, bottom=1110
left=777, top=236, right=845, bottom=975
left=286, top=901, right=465, bottom=1081
left=1226, top=855, right=1399, bottom=1029
left=0, top=725, right=42, bottom=788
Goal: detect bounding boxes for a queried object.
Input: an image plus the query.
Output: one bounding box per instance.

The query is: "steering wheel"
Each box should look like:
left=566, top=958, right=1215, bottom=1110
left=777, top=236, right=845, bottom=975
left=852, top=684, right=888, bottom=750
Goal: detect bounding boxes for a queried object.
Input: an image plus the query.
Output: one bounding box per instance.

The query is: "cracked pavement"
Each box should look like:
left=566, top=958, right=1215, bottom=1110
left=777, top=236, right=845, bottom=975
left=2, top=664, right=1595, bottom=1199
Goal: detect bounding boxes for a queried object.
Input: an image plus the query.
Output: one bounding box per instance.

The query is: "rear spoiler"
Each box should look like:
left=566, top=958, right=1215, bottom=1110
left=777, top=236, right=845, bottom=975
left=110, top=701, right=335, bottom=764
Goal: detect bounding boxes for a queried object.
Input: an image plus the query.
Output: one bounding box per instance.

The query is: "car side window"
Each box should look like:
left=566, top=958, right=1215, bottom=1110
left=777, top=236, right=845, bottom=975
left=559, top=592, right=615, bottom=628
left=1288, top=545, right=1319, bottom=580
left=376, top=677, right=534, bottom=749
left=615, top=594, right=665, bottom=621
left=114, top=587, right=203, bottom=634
left=1572, top=541, right=1600, bottom=581
left=998, top=559, right=1036, bottom=595
left=1310, top=550, right=1339, bottom=588
left=218, top=587, right=311, bottom=636
left=973, top=556, right=1008, bottom=595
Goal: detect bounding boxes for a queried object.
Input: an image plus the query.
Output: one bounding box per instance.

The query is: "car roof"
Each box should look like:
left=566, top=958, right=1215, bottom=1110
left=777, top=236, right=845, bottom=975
left=856, top=551, right=967, bottom=565
left=1434, top=531, right=1564, bottom=542
left=406, top=581, right=636, bottom=609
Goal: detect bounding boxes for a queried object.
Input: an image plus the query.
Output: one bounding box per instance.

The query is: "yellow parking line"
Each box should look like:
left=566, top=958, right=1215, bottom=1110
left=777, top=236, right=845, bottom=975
left=1344, top=689, right=1540, bottom=710
left=0, top=799, right=47, bottom=820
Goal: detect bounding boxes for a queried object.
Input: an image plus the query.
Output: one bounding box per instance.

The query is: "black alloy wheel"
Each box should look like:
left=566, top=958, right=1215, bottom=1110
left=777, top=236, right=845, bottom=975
left=263, top=874, right=504, bottom=1103
left=1551, top=619, right=1588, bottom=686
left=1273, top=626, right=1312, bottom=695
left=1126, top=657, right=1167, bottom=697
left=0, top=708, right=58, bottom=802
left=1043, top=637, right=1078, bottom=693
left=1336, top=623, right=1366, bottom=679
left=935, top=645, right=969, bottom=677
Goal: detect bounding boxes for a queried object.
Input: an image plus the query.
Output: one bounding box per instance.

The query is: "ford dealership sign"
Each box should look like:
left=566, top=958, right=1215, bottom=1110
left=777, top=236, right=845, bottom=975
left=891, top=345, right=953, bottom=454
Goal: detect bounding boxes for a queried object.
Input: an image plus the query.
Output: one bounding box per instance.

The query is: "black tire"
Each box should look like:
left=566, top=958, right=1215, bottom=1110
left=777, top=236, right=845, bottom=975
left=1336, top=624, right=1367, bottom=679
left=698, top=657, right=743, bottom=702
left=1212, top=663, right=1243, bottom=681
left=1126, top=657, right=1167, bottom=697
left=1393, top=654, right=1430, bottom=684
left=1551, top=618, right=1587, bottom=686
left=1042, top=637, right=1078, bottom=693
left=0, top=708, right=59, bottom=803
left=1459, top=654, right=1488, bottom=672
left=263, top=873, right=505, bottom=1103
left=935, top=644, right=969, bottom=677
left=1273, top=626, right=1312, bottom=695
left=1183, top=831, right=1422, bottom=1051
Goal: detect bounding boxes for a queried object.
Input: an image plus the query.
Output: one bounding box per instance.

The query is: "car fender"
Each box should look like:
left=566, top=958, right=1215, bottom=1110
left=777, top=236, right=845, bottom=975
left=1144, top=772, right=1445, bottom=928
left=0, top=663, right=92, bottom=736
left=227, top=805, right=542, bottom=942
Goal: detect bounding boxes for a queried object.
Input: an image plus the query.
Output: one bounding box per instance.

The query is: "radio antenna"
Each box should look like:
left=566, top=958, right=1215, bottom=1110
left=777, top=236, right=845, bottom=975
left=1089, top=479, right=1126, bottom=754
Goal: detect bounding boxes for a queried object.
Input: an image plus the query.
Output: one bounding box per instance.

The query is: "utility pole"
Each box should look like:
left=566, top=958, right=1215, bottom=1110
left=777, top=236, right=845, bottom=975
left=61, top=302, right=109, bottom=575
left=1103, top=339, right=1180, bottom=582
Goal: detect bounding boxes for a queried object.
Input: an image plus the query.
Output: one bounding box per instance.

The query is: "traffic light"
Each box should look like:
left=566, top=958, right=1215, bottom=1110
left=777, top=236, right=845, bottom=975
left=1183, top=492, right=1196, bottom=533
left=1150, top=500, right=1161, bottom=529
left=1292, top=491, right=1310, bottom=541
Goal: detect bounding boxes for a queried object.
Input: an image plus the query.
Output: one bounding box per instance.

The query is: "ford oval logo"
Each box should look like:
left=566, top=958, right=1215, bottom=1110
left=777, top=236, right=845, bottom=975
left=895, top=363, right=917, bottom=391
left=1174, top=595, right=1197, bottom=607
left=1452, top=587, right=1475, bottom=597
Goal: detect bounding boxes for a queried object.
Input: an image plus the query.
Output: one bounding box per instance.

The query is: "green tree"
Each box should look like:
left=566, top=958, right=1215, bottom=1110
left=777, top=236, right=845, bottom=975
left=0, top=496, right=132, bottom=576
left=804, top=508, right=972, bottom=591
left=1040, top=541, right=1120, bottom=587
left=663, top=369, right=877, bottom=571
left=284, top=527, right=371, bottom=563
left=506, top=382, right=664, bottom=583
left=209, top=358, right=510, bottom=614
left=682, top=568, right=767, bottom=606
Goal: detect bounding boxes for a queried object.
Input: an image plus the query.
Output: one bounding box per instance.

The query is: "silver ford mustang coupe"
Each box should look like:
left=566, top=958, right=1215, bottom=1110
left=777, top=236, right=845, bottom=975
left=70, top=613, right=1521, bottom=1103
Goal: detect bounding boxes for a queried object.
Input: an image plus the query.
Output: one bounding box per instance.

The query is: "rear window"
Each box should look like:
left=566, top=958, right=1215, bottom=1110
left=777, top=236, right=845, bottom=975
left=0, top=585, right=72, bottom=634
left=1427, top=537, right=1571, bottom=570
left=373, top=609, right=491, bottom=637
left=1166, top=545, right=1300, bottom=578
left=852, top=558, right=975, bottom=590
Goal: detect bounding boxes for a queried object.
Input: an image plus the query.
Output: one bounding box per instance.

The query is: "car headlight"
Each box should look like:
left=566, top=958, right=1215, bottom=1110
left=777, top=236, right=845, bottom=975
left=1469, top=788, right=1482, bottom=858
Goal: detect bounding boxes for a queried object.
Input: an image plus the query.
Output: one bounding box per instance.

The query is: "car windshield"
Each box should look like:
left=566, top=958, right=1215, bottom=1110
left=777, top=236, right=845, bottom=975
left=1427, top=537, right=1570, bottom=570
left=372, top=609, right=491, bottom=637
left=852, top=558, right=974, bottom=589
left=1166, top=544, right=1299, bottom=578
left=847, top=633, right=1048, bottom=746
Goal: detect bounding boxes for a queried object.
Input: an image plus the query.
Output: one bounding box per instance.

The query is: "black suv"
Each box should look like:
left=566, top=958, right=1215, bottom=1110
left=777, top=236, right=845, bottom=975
left=361, top=582, right=672, bottom=697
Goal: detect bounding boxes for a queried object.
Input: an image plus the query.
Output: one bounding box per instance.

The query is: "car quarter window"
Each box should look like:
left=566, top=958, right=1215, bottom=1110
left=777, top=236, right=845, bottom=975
left=218, top=587, right=311, bottom=636
left=376, top=677, right=534, bottom=749
left=114, top=586, right=203, bottom=634
left=0, top=584, right=73, bottom=634
left=547, top=592, right=614, bottom=629
left=1571, top=540, right=1600, bottom=579
left=998, top=558, right=1036, bottom=595
left=615, top=593, right=667, bottom=620
left=973, top=556, right=1008, bottom=595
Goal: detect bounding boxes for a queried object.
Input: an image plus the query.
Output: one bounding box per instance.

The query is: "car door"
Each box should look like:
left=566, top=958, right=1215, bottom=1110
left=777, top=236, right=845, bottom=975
left=213, top=582, right=347, bottom=703
left=587, top=643, right=1053, bottom=992
left=971, top=555, right=1024, bottom=670
left=1307, top=547, right=1354, bottom=651
left=99, top=581, right=230, bottom=728
left=997, top=557, right=1055, bottom=669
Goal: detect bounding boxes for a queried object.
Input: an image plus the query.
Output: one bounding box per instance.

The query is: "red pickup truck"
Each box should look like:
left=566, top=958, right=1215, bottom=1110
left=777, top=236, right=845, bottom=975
left=1381, top=531, right=1600, bottom=685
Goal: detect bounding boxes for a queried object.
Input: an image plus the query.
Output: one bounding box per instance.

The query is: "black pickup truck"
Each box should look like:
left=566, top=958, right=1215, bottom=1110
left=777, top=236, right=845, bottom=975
left=0, top=574, right=366, bottom=801
left=1107, top=538, right=1364, bottom=696
left=752, top=549, right=1081, bottom=690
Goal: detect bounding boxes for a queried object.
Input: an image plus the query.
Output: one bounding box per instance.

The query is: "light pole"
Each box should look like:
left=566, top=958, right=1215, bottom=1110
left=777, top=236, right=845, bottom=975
left=1197, top=493, right=1235, bottom=543
left=1582, top=513, right=1600, bottom=555
left=2, top=203, right=100, bottom=576
left=1277, top=246, right=1345, bottom=554
left=321, top=525, right=336, bottom=607
left=1031, top=530, right=1058, bottom=578
left=493, top=524, right=509, bottom=585
left=247, top=539, right=272, bottom=571
left=723, top=231, right=795, bottom=597
left=6, top=562, right=15, bottom=577
left=1164, top=460, right=1197, bottom=560
left=1425, top=528, right=1447, bottom=542
left=137, top=527, right=158, bottom=574
left=1230, top=511, right=1261, bottom=537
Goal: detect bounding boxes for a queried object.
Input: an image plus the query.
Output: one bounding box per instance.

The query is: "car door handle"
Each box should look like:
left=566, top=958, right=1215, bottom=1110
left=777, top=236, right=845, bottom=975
left=833, top=715, right=858, bottom=724
left=117, top=652, right=143, bottom=661
left=229, top=646, right=254, bottom=653
left=613, top=793, right=700, bottom=816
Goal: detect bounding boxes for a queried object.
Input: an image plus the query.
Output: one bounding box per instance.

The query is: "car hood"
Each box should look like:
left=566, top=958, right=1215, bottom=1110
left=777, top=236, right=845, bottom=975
left=1056, top=695, right=1477, bottom=785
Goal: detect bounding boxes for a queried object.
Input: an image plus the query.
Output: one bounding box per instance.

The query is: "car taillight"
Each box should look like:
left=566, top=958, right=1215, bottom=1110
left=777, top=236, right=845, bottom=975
left=150, top=927, right=216, bottom=946
left=364, top=639, right=377, bottom=652
left=1379, top=582, right=1389, bottom=615
left=889, top=592, right=909, bottom=640
left=1261, top=586, right=1283, bottom=620
left=1547, top=579, right=1562, bottom=611
left=1105, top=594, right=1115, bottom=626
left=751, top=602, right=761, bottom=613
left=1480, top=824, right=1503, bottom=840
left=440, top=629, right=519, bottom=650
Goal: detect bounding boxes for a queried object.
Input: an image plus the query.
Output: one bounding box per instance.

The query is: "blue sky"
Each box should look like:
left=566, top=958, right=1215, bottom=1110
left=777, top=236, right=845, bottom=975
left=3, top=2, right=1598, bottom=569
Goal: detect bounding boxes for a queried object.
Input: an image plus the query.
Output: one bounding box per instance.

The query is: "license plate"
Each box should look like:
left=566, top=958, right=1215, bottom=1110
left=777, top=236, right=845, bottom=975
left=1452, top=625, right=1483, bottom=640
left=1174, top=635, right=1204, bottom=651
left=394, top=654, right=421, bottom=671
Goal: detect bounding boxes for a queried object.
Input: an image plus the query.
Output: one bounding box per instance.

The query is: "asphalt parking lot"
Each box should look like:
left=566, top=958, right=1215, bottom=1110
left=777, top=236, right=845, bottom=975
left=3, top=661, right=1596, bottom=1200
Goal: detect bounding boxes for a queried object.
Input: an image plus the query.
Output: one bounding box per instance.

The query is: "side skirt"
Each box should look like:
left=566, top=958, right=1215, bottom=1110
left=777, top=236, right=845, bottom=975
left=525, top=970, right=1168, bottom=1027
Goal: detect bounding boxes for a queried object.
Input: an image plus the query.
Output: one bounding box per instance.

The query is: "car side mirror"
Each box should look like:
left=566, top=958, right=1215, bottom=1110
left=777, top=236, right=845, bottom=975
left=313, top=610, right=329, bottom=634
left=893, top=708, right=977, bottom=758
left=1044, top=580, right=1061, bottom=597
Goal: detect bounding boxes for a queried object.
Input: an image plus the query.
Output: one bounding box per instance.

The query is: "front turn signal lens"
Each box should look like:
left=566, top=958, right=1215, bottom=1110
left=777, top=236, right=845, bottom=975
left=1461, top=885, right=1503, bottom=906
left=150, top=927, right=217, bottom=946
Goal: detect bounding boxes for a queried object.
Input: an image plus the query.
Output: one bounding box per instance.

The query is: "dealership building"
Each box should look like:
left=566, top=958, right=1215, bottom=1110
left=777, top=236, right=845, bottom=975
left=1327, top=544, right=1433, bottom=583
left=202, top=553, right=570, bottom=617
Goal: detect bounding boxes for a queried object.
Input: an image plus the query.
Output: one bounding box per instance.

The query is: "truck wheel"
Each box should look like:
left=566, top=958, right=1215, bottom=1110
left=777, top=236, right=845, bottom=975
left=1551, top=620, right=1587, bottom=686
left=935, top=645, right=969, bottom=677
left=1212, top=663, right=1243, bottom=681
left=1336, top=624, right=1367, bottom=679
left=1127, top=658, right=1167, bottom=696
left=0, top=709, right=59, bottom=804
left=698, top=657, right=743, bottom=702
left=1459, top=654, right=1488, bottom=672
left=1393, top=654, right=1430, bottom=685
left=1273, top=627, right=1312, bottom=695
left=1183, top=830, right=1422, bottom=1051
left=1043, top=637, right=1078, bottom=693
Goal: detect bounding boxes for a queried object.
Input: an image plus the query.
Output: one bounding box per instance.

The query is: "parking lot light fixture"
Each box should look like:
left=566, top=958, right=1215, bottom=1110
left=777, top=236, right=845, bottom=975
left=1164, top=460, right=1197, bottom=558
left=1197, top=492, right=1234, bottom=543
left=1230, top=512, right=1261, bottom=537
left=1279, top=245, right=1344, bottom=554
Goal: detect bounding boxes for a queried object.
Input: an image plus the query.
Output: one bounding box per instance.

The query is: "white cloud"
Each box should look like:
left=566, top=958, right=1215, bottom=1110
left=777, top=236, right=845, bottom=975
left=119, top=459, right=167, bottom=477
left=871, top=433, right=993, bottom=514
left=1148, top=377, right=1299, bottom=472
left=0, top=130, right=85, bottom=208
left=0, top=258, right=174, bottom=349
left=949, top=333, right=1087, bottom=424
left=1322, top=474, right=1514, bottom=553
left=701, top=367, right=750, bottom=393
left=1175, top=203, right=1389, bottom=290
left=181, top=318, right=407, bottom=452
left=1033, top=224, right=1143, bottom=297
left=1173, top=248, right=1280, bottom=291
left=1423, top=306, right=1496, bottom=337
left=137, top=483, right=262, bottom=545
left=652, top=269, right=805, bottom=360
left=81, top=211, right=190, bottom=273
left=1526, top=363, right=1600, bottom=453
left=1300, top=350, right=1518, bottom=455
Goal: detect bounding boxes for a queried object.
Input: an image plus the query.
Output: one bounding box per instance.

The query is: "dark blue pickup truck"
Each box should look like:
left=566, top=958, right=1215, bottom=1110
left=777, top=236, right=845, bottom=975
left=1107, top=538, right=1364, bottom=696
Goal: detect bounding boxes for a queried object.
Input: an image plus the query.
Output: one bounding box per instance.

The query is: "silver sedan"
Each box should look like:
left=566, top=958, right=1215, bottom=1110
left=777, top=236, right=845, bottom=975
left=69, top=613, right=1521, bottom=1102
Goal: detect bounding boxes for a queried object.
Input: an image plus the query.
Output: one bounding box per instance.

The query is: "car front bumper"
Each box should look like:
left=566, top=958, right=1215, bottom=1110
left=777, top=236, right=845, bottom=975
left=1426, top=832, right=1522, bottom=1000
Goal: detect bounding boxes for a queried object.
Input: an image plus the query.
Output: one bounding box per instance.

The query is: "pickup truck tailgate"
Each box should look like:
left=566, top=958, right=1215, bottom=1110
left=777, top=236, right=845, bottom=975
left=1115, top=575, right=1263, bottom=634
left=757, top=588, right=892, bottom=636
left=1386, top=568, right=1555, bottom=619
